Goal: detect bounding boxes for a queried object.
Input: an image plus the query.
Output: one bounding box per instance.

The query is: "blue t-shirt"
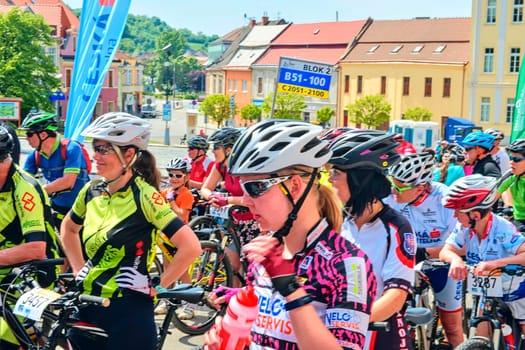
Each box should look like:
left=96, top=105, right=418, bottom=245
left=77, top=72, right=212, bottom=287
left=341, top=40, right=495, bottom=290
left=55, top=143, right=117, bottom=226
left=432, top=164, right=465, bottom=186
left=23, top=137, right=90, bottom=211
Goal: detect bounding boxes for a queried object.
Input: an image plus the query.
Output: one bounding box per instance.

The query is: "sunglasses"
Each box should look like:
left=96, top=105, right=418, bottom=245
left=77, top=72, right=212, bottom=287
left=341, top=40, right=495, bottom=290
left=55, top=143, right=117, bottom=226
left=388, top=177, right=413, bottom=193
left=212, top=144, right=222, bottom=150
left=188, top=147, right=196, bottom=151
left=93, top=144, right=115, bottom=155
left=240, top=175, right=292, bottom=198
left=26, top=131, right=36, bottom=137
left=329, top=167, right=345, bottom=177
left=509, top=155, right=525, bottom=162
left=168, top=173, right=185, bottom=178
left=464, top=146, right=474, bottom=151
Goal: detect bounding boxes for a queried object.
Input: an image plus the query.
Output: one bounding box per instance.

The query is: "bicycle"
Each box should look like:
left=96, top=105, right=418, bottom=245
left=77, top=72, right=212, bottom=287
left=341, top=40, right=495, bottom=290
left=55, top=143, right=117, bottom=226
left=456, top=264, right=525, bottom=350
left=0, top=258, right=205, bottom=349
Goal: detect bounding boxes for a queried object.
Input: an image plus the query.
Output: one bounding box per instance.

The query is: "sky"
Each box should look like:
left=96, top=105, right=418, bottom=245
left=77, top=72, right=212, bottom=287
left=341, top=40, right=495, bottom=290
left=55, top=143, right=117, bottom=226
left=63, top=0, right=472, bottom=37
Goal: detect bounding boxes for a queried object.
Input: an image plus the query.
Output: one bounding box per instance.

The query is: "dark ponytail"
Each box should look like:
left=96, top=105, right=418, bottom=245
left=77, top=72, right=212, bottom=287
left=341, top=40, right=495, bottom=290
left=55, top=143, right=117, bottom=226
left=133, top=149, right=161, bottom=190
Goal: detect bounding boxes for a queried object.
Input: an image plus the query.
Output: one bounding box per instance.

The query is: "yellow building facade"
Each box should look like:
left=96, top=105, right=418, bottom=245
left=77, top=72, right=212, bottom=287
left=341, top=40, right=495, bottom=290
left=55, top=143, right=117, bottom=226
left=468, top=0, right=524, bottom=142
left=336, top=18, right=471, bottom=131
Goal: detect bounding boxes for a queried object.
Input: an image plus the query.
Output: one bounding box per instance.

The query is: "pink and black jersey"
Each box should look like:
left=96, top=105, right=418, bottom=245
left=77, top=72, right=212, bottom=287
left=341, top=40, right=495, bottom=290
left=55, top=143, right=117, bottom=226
left=251, top=219, right=376, bottom=350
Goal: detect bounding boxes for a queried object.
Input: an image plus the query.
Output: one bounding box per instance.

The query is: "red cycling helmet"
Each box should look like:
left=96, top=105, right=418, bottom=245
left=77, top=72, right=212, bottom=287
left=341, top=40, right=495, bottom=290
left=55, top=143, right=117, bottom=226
left=442, top=174, right=498, bottom=211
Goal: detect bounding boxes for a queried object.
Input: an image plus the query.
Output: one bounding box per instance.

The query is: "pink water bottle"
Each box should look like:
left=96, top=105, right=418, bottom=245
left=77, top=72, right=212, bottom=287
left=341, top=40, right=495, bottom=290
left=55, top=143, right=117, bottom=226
left=219, top=286, right=259, bottom=350
left=502, top=323, right=515, bottom=350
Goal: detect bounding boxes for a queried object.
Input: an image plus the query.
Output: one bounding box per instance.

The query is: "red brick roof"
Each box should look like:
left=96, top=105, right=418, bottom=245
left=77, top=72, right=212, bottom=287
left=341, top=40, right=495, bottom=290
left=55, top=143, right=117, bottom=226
left=272, top=20, right=367, bottom=45
left=342, top=18, right=470, bottom=64
left=0, top=0, right=79, bottom=37
left=255, top=47, right=347, bottom=66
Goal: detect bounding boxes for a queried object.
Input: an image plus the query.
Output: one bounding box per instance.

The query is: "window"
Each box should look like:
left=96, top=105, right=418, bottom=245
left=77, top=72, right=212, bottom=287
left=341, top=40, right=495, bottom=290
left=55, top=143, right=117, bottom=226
left=513, top=0, right=523, bottom=23
left=66, top=69, right=72, bottom=87
left=487, top=0, right=496, bottom=23
left=424, top=77, right=432, bottom=97
left=443, top=78, right=451, bottom=97
left=124, top=69, right=132, bottom=85
left=218, top=78, right=223, bottom=94
left=49, top=25, right=57, bottom=36
left=344, top=75, right=350, bottom=93
left=107, top=101, right=115, bottom=112
left=368, top=45, right=379, bottom=53
left=434, top=45, right=447, bottom=53
left=506, top=98, right=515, bottom=123
left=242, top=80, right=247, bottom=92
left=233, top=79, right=237, bottom=91
left=107, top=70, right=114, bottom=88
left=483, top=48, right=494, bottom=73
left=136, top=70, right=142, bottom=86
left=481, top=97, right=491, bottom=122
left=510, top=48, right=521, bottom=73
left=303, top=112, right=310, bottom=123
left=403, top=77, right=410, bottom=96
left=228, top=79, right=232, bottom=91
left=412, top=45, right=424, bottom=53
left=380, top=76, right=386, bottom=95
left=257, top=77, right=263, bottom=94
left=357, top=75, right=363, bottom=94
left=391, top=45, right=403, bottom=53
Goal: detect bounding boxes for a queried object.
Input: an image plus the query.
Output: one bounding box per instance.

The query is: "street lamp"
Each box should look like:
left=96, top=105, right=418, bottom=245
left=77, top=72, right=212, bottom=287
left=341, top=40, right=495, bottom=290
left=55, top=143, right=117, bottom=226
left=163, top=61, right=172, bottom=145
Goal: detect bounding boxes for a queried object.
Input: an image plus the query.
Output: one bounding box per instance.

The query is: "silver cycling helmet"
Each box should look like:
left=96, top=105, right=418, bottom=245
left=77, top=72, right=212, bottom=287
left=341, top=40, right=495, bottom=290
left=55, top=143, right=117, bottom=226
left=389, top=152, right=434, bottom=186
left=229, top=119, right=331, bottom=175
left=166, top=157, right=191, bottom=173
left=81, top=112, right=151, bottom=150
left=485, top=128, right=504, bottom=141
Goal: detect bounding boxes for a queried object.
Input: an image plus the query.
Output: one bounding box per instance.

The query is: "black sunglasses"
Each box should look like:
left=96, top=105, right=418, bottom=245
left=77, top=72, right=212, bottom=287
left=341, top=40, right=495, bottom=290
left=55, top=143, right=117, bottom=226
left=168, top=173, right=185, bottom=178
left=93, top=144, right=115, bottom=155
left=213, top=144, right=223, bottom=150
left=26, top=131, right=36, bottom=137
left=509, top=155, right=525, bottom=162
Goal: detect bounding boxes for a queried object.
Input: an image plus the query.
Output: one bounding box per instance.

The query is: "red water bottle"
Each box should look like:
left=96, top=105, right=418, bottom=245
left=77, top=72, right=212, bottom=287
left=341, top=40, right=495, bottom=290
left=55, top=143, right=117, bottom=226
left=219, top=286, right=259, bottom=350
left=502, top=323, right=515, bottom=350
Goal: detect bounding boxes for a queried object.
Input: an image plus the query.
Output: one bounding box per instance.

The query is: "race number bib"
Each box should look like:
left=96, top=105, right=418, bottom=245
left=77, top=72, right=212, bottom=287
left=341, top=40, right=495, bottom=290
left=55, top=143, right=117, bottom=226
left=14, top=288, right=61, bottom=321
left=467, top=270, right=503, bottom=297
left=209, top=205, right=230, bottom=219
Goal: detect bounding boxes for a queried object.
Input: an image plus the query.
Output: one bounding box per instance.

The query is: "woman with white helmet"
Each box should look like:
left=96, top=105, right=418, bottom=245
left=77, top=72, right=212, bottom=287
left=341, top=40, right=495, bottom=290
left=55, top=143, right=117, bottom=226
left=388, top=153, right=463, bottom=348
left=485, top=128, right=510, bottom=174
left=204, top=119, right=376, bottom=350
left=60, top=112, right=201, bottom=349
left=440, top=174, right=525, bottom=337
left=327, top=130, right=415, bottom=350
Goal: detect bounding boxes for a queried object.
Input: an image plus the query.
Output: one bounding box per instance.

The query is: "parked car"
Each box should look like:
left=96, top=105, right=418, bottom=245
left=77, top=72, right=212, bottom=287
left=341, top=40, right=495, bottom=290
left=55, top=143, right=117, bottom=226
left=141, top=104, right=157, bottom=118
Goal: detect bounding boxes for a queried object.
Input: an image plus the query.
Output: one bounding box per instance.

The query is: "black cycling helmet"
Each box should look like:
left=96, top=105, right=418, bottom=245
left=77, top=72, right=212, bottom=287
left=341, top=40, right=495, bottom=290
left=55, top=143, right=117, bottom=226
left=208, top=127, right=242, bottom=148
left=0, top=126, right=14, bottom=159
left=20, top=111, right=58, bottom=132
left=507, top=139, right=525, bottom=156
left=188, top=135, right=209, bottom=150
left=328, top=130, right=401, bottom=170
left=319, top=127, right=354, bottom=142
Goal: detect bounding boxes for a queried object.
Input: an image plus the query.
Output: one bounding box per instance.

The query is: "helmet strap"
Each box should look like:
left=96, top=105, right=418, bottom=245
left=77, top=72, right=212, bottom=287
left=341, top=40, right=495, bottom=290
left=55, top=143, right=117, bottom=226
left=36, top=131, right=50, bottom=151
left=467, top=211, right=477, bottom=230
left=273, top=169, right=318, bottom=242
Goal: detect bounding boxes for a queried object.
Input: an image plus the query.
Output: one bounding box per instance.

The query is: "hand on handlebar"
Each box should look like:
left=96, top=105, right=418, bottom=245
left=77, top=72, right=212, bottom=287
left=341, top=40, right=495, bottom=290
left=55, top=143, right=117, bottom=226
left=208, top=194, right=228, bottom=208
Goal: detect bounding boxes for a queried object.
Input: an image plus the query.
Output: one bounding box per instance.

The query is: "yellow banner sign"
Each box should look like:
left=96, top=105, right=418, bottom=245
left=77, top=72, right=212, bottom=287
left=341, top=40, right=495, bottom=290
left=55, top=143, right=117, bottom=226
left=277, top=83, right=329, bottom=99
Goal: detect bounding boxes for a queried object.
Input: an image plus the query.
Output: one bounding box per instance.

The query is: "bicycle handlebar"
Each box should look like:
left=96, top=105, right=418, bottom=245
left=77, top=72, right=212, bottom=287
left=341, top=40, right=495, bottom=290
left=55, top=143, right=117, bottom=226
left=0, top=257, right=64, bottom=270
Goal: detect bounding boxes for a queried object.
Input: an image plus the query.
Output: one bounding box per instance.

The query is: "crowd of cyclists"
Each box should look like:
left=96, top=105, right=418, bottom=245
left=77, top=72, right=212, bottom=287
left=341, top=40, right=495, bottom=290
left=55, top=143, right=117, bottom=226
left=2, top=108, right=525, bottom=350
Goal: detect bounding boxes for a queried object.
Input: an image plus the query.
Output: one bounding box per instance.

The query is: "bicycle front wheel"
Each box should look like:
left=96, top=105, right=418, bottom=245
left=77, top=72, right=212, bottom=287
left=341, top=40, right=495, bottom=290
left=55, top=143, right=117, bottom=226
left=171, top=240, right=233, bottom=335
left=456, top=337, right=493, bottom=350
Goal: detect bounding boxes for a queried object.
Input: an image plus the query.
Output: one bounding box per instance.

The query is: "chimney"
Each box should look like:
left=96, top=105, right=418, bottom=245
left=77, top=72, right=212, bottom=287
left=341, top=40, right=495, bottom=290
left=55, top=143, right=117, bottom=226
left=250, top=19, right=256, bottom=28
left=261, top=16, right=269, bottom=25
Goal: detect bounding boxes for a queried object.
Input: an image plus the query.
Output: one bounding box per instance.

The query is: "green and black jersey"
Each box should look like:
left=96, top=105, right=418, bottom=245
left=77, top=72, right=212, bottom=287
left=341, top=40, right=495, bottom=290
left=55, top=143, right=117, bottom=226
left=70, top=175, right=184, bottom=299
left=0, top=164, right=59, bottom=284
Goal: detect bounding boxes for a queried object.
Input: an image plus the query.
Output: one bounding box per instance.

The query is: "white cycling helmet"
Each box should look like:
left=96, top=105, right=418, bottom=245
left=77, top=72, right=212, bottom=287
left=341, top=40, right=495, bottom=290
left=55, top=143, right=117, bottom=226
left=389, top=152, right=434, bottom=186
left=81, top=112, right=151, bottom=150
left=443, top=174, right=498, bottom=211
left=229, top=119, right=332, bottom=175
left=166, top=157, right=191, bottom=173
left=485, top=128, right=504, bottom=141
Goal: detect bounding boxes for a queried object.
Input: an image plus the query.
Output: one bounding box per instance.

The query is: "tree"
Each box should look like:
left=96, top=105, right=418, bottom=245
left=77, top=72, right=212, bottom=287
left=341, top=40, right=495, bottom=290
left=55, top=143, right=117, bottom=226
left=199, top=94, right=234, bottom=127
left=0, top=9, right=61, bottom=115
left=261, top=92, right=306, bottom=119
left=404, top=106, right=433, bottom=121
left=240, top=104, right=262, bottom=125
left=346, top=95, right=391, bottom=129
left=316, top=107, right=335, bottom=127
